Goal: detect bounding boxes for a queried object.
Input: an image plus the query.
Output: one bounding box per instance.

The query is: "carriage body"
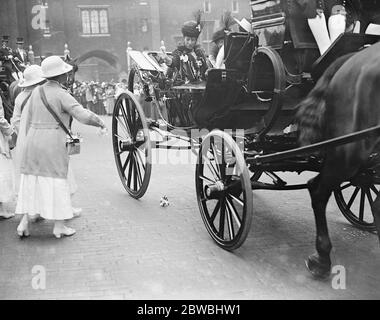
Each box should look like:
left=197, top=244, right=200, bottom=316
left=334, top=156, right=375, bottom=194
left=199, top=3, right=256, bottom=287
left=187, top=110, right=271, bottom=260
left=127, top=0, right=380, bottom=137
left=113, top=2, right=380, bottom=252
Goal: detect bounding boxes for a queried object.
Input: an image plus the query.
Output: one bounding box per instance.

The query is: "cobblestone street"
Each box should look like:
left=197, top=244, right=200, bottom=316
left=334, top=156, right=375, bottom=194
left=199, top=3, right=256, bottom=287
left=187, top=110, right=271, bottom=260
left=0, top=116, right=379, bottom=300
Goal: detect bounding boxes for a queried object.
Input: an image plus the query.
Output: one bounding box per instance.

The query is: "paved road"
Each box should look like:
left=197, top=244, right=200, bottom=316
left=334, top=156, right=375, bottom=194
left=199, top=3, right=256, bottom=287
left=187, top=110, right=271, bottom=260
left=0, top=116, right=379, bottom=300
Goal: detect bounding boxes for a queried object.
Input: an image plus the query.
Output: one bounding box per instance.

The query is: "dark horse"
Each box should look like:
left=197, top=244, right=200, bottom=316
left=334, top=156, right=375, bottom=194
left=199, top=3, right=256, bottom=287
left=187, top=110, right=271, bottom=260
left=296, top=42, right=380, bottom=278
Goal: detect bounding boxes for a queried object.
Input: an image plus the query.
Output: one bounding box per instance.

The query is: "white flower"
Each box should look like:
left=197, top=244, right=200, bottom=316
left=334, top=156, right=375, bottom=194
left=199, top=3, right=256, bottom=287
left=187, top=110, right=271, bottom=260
left=180, top=54, right=189, bottom=63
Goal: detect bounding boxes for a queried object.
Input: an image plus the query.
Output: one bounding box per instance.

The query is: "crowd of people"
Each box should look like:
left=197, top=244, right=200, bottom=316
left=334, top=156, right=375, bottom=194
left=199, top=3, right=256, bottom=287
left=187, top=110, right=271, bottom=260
left=71, top=80, right=128, bottom=116
left=0, top=36, right=28, bottom=81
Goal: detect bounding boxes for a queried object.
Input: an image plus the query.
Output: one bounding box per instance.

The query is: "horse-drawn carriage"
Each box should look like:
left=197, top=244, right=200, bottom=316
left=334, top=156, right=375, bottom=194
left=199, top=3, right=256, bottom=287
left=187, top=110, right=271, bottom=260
left=112, top=0, right=380, bottom=277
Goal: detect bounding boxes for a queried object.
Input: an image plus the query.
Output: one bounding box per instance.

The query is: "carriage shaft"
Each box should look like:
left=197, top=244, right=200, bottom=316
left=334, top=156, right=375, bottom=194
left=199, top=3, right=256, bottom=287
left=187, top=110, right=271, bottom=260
left=251, top=125, right=380, bottom=165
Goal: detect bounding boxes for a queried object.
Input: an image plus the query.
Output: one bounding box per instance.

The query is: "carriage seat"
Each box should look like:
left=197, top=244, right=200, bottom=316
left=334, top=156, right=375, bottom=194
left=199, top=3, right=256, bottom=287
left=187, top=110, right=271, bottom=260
left=224, top=32, right=258, bottom=72
left=192, top=69, right=245, bottom=129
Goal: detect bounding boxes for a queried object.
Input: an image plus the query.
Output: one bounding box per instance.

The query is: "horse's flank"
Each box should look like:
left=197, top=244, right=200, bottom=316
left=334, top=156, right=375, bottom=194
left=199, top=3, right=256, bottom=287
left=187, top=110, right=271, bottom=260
left=295, top=52, right=355, bottom=147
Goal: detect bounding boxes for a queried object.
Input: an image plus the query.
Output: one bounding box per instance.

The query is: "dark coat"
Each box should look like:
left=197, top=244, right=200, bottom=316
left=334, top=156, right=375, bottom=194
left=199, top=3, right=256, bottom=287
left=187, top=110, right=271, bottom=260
left=14, top=48, right=28, bottom=64
left=0, top=46, right=16, bottom=76
left=167, top=44, right=210, bottom=83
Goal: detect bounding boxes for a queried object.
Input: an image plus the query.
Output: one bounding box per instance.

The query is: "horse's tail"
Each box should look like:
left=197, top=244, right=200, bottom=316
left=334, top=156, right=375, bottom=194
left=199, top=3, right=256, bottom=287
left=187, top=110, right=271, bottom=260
left=296, top=53, right=355, bottom=146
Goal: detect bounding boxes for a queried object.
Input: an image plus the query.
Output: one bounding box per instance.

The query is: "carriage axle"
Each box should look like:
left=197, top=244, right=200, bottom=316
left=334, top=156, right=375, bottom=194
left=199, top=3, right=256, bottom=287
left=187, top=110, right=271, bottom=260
left=119, top=139, right=135, bottom=151
left=204, top=181, right=225, bottom=200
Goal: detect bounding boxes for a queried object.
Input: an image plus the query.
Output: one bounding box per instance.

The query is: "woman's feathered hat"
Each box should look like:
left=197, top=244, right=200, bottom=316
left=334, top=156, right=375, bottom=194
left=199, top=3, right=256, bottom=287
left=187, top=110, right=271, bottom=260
left=212, top=11, right=236, bottom=43
left=181, top=9, right=205, bottom=39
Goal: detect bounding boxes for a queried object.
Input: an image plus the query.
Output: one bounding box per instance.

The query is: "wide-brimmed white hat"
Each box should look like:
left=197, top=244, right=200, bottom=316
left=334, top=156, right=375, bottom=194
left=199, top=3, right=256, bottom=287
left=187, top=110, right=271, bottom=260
left=41, top=55, right=73, bottom=78
left=234, top=18, right=252, bottom=33
left=18, top=65, right=45, bottom=87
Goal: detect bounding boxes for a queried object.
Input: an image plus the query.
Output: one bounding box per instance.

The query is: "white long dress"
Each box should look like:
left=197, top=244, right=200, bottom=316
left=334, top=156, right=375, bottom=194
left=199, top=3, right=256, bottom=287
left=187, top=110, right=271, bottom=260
left=14, top=97, right=73, bottom=220
left=14, top=97, right=78, bottom=196
left=14, top=101, right=76, bottom=220
left=0, top=96, right=15, bottom=203
left=0, top=148, right=14, bottom=203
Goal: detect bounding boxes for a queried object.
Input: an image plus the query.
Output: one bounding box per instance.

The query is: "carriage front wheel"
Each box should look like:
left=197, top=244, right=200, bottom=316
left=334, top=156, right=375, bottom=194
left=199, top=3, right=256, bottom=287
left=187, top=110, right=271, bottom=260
left=112, top=91, right=152, bottom=199
left=334, top=170, right=378, bottom=232
left=196, top=130, right=253, bottom=250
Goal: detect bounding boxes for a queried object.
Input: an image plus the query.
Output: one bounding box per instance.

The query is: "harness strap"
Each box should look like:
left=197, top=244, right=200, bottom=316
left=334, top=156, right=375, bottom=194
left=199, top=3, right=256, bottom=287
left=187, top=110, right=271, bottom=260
left=20, top=91, right=32, bottom=113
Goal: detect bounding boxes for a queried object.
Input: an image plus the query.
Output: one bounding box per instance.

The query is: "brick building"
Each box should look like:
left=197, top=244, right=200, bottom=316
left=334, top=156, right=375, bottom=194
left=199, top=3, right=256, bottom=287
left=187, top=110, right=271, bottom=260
left=0, top=0, right=250, bottom=81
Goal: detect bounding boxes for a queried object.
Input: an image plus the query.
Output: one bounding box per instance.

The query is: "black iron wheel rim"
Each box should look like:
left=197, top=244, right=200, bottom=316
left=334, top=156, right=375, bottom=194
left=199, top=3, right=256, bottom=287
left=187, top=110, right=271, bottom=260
left=196, top=131, right=253, bottom=250
left=112, top=92, right=151, bottom=198
left=334, top=180, right=377, bottom=231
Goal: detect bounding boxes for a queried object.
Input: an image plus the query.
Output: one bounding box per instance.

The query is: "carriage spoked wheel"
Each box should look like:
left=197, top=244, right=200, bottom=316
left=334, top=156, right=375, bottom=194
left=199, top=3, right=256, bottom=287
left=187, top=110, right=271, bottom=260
left=112, top=91, right=152, bottom=199
left=334, top=171, right=378, bottom=232
left=196, top=130, right=253, bottom=250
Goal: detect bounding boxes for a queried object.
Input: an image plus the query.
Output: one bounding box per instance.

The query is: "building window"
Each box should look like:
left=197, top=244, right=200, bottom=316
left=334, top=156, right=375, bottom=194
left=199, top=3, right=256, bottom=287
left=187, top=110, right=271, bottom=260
left=141, top=18, right=148, bottom=33
left=204, top=1, right=211, bottom=13
left=81, top=8, right=109, bottom=35
left=232, top=0, right=239, bottom=13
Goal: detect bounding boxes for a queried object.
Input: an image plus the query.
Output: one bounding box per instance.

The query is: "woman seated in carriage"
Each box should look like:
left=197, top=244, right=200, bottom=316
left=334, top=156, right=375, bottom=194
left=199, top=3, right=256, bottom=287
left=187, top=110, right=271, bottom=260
left=160, top=10, right=212, bottom=85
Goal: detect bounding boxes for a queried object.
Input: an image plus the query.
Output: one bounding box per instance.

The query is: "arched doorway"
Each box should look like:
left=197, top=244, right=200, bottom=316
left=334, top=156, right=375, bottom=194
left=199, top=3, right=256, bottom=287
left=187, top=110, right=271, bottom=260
left=73, top=50, right=122, bottom=82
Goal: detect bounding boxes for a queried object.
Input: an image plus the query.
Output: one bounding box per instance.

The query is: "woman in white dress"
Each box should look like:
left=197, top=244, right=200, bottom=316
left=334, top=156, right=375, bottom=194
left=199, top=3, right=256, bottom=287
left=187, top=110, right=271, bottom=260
left=12, top=65, right=80, bottom=219
left=15, top=56, right=107, bottom=238
left=0, top=95, right=16, bottom=218
left=11, top=65, right=45, bottom=190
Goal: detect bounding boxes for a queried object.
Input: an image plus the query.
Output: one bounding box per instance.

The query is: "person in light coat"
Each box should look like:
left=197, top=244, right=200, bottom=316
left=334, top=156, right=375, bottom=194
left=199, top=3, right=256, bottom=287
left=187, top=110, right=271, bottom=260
left=0, top=94, right=16, bottom=218
left=15, top=56, right=107, bottom=238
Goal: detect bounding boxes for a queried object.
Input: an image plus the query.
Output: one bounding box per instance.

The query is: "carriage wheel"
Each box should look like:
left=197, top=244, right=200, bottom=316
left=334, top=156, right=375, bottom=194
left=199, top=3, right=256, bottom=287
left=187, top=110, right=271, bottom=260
left=196, top=130, right=253, bottom=250
left=128, top=67, right=140, bottom=94
left=112, top=92, right=152, bottom=199
left=334, top=171, right=377, bottom=231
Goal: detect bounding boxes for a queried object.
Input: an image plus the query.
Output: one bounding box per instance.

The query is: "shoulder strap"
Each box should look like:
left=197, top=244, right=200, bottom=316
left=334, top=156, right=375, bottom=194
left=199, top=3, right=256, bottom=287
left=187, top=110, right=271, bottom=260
left=20, top=91, right=32, bottom=113
left=38, top=86, right=73, bottom=139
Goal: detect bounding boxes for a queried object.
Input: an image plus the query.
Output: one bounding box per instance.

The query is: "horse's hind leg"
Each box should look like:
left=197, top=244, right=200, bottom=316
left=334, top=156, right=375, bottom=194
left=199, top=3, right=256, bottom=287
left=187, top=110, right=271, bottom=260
left=305, top=174, right=334, bottom=279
